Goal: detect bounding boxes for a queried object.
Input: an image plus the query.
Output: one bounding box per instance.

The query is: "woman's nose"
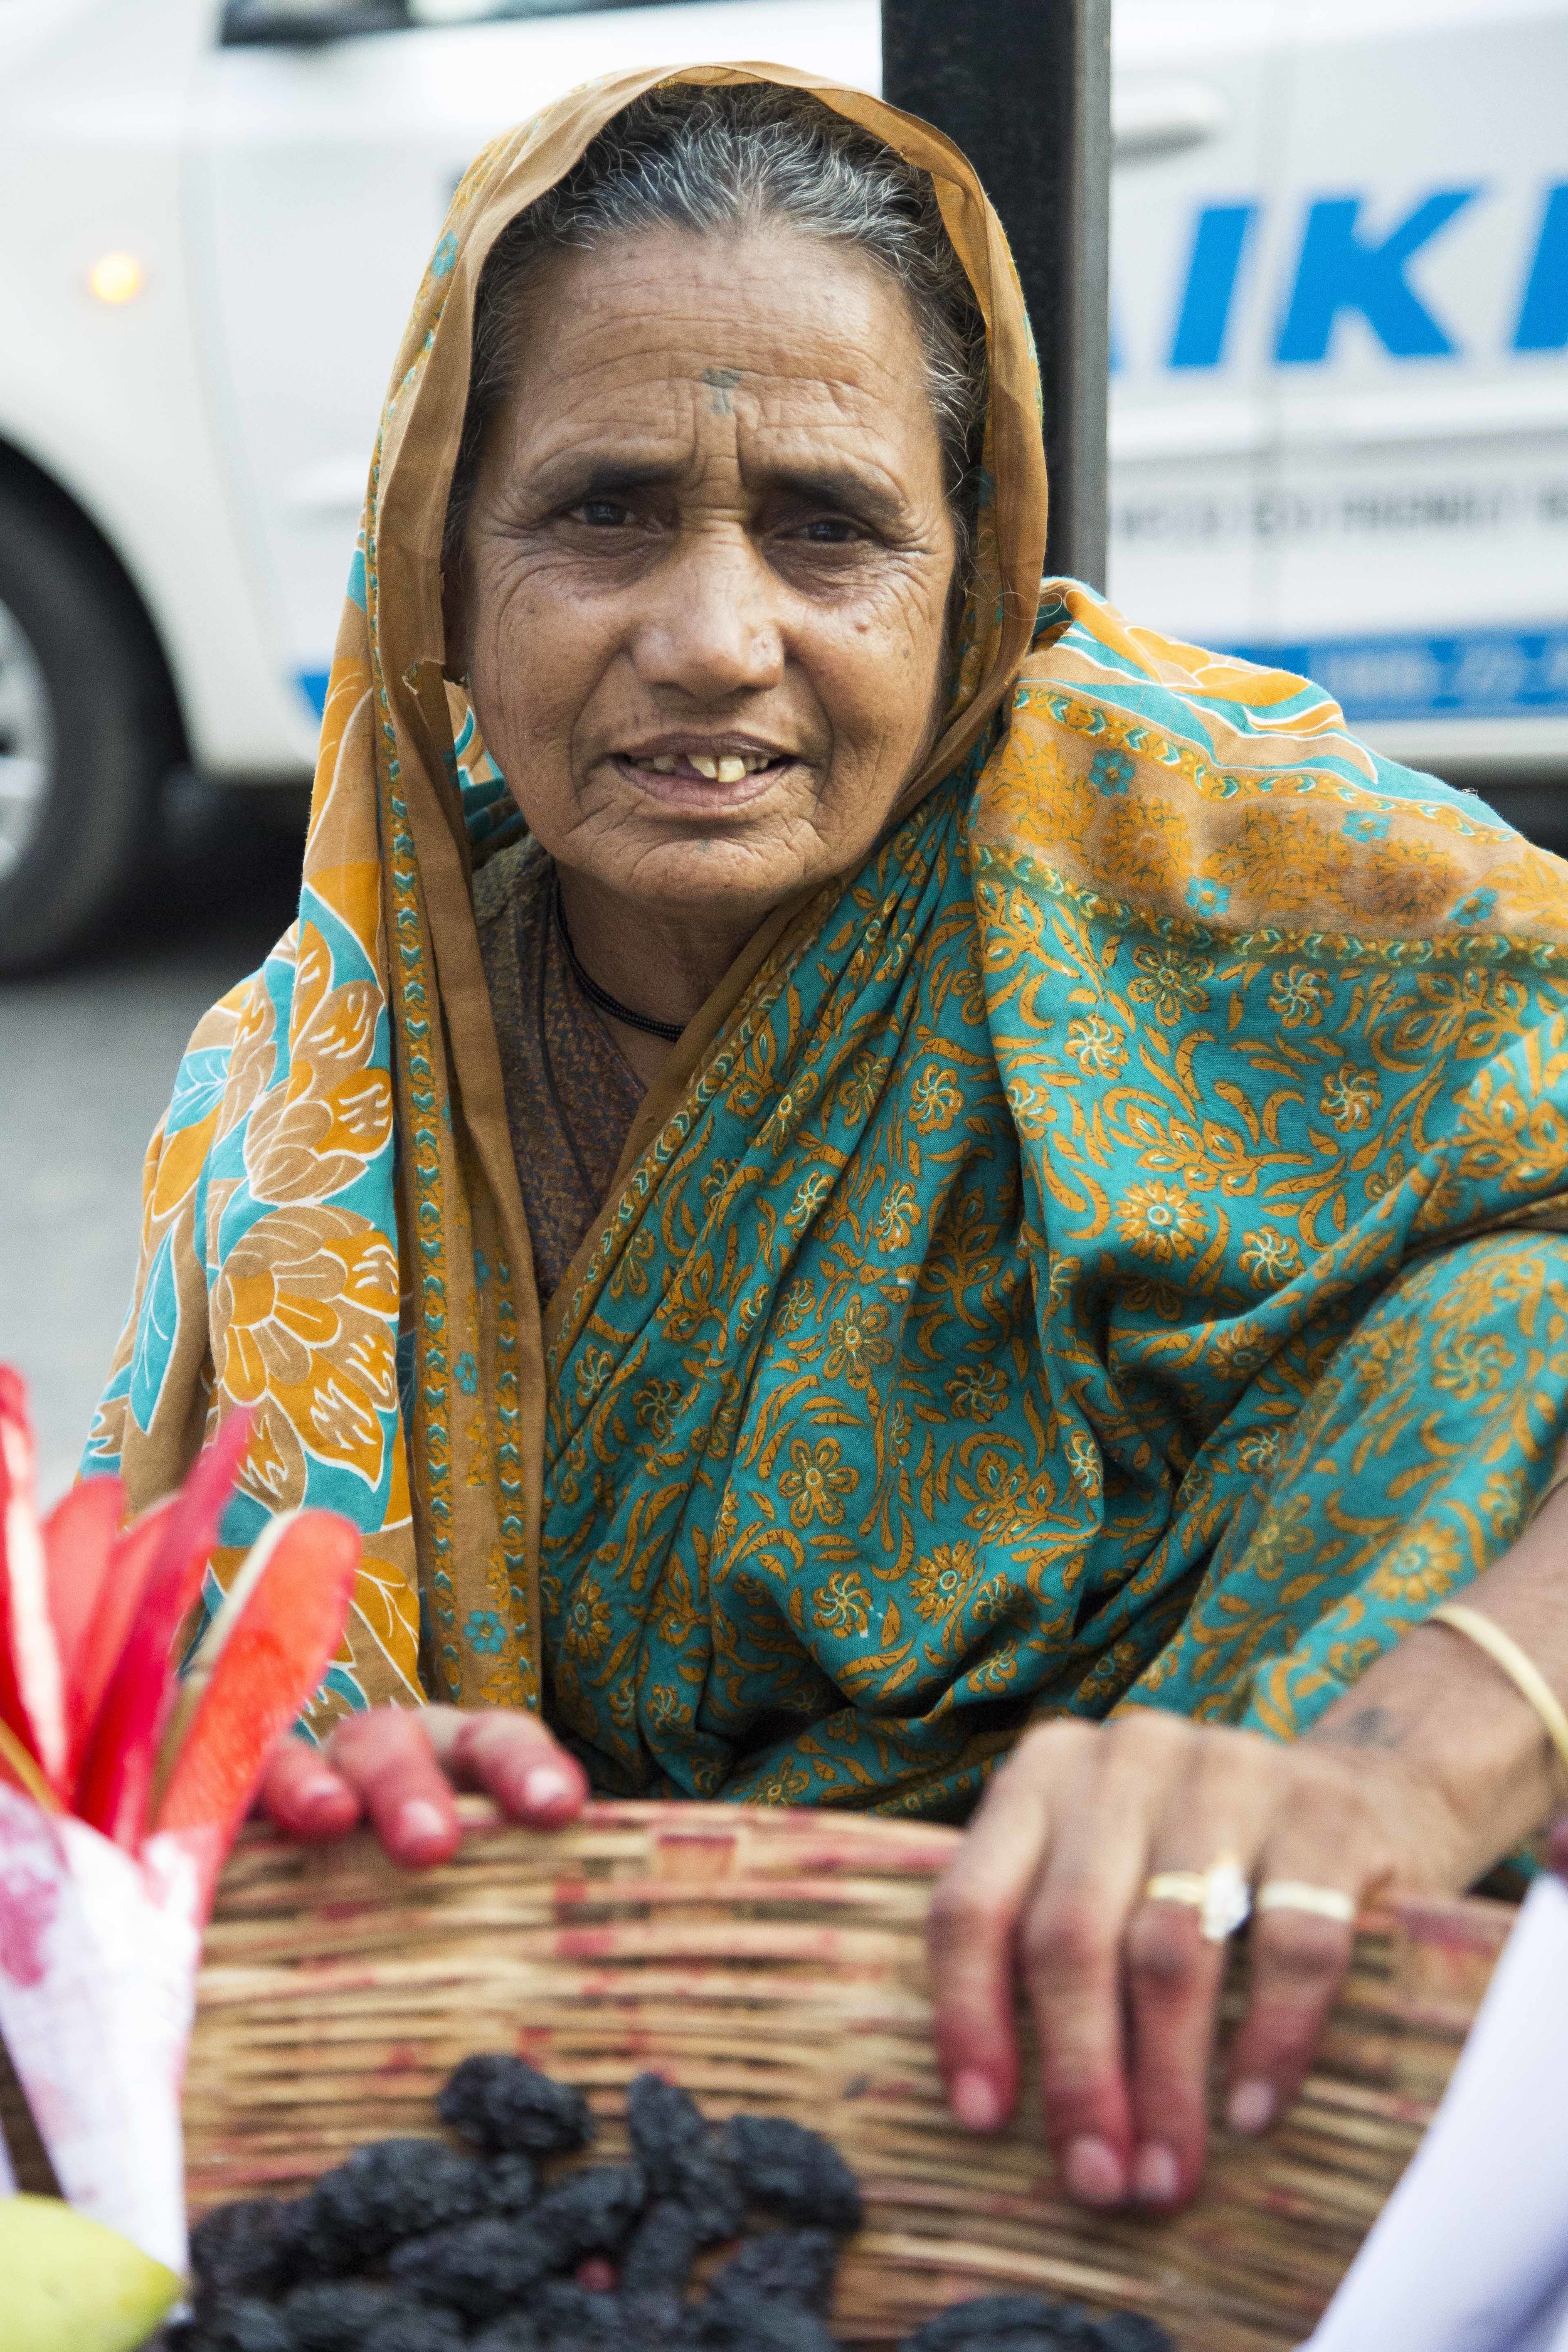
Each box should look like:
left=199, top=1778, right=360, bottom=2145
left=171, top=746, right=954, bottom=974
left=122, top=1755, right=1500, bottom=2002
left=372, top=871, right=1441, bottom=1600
left=629, top=528, right=785, bottom=700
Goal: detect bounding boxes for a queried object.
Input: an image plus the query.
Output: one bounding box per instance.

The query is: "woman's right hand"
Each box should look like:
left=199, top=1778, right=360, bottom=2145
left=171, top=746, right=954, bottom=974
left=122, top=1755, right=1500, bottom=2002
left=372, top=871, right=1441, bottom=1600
left=256, top=1703, right=588, bottom=1867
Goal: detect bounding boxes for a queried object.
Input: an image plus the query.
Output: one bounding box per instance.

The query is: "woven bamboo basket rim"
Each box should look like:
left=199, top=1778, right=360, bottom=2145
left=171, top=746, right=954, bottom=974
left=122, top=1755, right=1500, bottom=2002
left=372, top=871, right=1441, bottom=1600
left=173, top=1798, right=1515, bottom=2352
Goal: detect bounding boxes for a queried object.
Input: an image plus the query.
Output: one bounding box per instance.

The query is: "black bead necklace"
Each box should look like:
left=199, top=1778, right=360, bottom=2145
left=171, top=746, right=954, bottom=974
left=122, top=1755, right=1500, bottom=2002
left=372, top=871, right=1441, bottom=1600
left=554, top=875, right=686, bottom=1045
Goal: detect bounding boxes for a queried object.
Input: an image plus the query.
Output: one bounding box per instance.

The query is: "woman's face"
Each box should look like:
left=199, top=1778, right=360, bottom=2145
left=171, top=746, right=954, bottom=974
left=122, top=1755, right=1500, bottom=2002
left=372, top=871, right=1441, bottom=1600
left=450, top=223, right=960, bottom=926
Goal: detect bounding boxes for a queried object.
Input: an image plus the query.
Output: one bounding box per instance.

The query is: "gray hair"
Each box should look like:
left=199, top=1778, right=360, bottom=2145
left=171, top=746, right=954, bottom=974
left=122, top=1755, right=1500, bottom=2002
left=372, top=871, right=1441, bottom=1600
left=442, top=82, right=988, bottom=590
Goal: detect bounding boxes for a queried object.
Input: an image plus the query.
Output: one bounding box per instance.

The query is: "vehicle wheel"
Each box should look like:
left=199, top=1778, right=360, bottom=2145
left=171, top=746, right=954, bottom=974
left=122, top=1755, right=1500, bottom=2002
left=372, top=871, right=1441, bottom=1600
left=0, top=476, right=181, bottom=973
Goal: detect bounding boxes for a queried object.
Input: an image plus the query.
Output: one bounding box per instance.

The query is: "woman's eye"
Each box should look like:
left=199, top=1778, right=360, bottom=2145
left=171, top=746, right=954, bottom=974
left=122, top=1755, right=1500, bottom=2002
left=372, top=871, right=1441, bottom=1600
left=573, top=499, right=637, bottom=527
left=793, top=517, right=864, bottom=545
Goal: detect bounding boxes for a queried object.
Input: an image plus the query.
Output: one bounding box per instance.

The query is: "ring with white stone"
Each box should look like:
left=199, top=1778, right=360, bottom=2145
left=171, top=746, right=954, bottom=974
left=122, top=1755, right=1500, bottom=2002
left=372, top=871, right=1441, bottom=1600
left=1144, top=1858, right=1253, bottom=1943
left=1255, top=1880, right=1356, bottom=1927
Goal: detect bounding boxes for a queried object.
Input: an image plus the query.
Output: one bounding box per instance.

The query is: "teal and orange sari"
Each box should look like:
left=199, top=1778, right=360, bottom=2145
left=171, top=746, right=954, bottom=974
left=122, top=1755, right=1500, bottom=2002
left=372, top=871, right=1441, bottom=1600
left=90, top=68, right=1568, bottom=1819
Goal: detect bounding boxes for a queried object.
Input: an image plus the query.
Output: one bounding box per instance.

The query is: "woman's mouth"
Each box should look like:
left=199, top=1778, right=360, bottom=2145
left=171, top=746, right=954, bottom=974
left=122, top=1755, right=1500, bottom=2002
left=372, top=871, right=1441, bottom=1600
left=612, top=746, right=795, bottom=812
left=646, top=750, right=774, bottom=783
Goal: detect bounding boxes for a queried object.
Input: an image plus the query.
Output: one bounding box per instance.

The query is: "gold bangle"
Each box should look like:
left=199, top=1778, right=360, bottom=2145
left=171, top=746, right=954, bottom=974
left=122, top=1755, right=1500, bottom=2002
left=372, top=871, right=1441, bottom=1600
left=1429, top=1602, right=1568, bottom=1785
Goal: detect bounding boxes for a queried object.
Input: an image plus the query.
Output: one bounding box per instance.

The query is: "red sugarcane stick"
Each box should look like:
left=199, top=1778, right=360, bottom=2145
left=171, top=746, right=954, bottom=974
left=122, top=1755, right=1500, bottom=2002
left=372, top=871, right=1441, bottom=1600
left=0, top=1377, right=33, bottom=1764
left=66, top=1494, right=176, bottom=1784
left=75, top=1409, right=253, bottom=1850
left=0, top=1364, right=67, bottom=1787
left=154, top=1509, right=359, bottom=1907
left=43, top=1474, right=127, bottom=1714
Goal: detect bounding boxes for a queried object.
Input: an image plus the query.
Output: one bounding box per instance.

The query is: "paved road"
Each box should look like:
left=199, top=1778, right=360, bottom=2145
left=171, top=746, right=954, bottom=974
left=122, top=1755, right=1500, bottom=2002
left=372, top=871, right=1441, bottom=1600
left=0, top=792, right=304, bottom=1506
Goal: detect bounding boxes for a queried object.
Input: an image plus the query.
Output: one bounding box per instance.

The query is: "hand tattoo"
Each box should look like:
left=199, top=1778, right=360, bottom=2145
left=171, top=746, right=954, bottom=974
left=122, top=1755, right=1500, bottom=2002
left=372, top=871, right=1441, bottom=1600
left=1316, top=1703, right=1404, bottom=1753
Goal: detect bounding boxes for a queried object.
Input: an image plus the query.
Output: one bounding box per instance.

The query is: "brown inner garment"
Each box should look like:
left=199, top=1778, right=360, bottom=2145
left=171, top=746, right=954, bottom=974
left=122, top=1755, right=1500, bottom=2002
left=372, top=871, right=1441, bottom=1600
left=474, top=836, right=645, bottom=1305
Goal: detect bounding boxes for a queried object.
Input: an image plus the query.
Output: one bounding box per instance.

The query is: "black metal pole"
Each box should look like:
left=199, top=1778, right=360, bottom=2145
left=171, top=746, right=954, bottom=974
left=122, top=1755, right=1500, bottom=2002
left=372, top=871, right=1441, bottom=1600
left=881, top=0, right=1111, bottom=590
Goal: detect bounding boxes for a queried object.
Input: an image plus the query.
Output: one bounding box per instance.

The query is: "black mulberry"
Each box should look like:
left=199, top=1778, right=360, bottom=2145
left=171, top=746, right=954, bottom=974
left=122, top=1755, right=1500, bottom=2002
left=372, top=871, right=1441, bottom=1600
left=468, top=2320, right=543, bottom=2352
left=620, top=2287, right=696, bottom=2345
left=620, top=2196, right=703, bottom=2297
left=280, top=2281, right=406, bottom=2349
left=1094, top=2319, right=1173, bottom=2352
left=479, top=2151, right=538, bottom=2213
left=369, top=2311, right=467, bottom=2352
left=706, top=2228, right=839, bottom=2313
left=723, top=2114, right=862, bottom=2233
left=692, top=2288, right=839, bottom=2351
left=189, top=2200, right=307, bottom=2299
left=298, top=2138, right=489, bottom=2269
left=438, top=2053, right=595, bottom=2155
left=192, top=2301, right=294, bottom=2352
left=901, top=2296, right=1099, bottom=2349
left=522, top=2161, right=647, bottom=2267
left=529, top=2280, right=628, bottom=2349
left=386, top=2216, right=549, bottom=2321
left=627, top=2074, right=744, bottom=2238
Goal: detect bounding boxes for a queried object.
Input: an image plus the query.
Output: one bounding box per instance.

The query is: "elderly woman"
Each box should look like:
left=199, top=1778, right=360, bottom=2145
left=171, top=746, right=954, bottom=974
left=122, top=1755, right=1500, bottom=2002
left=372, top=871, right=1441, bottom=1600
left=90, top=68, right=1568, bottom=2217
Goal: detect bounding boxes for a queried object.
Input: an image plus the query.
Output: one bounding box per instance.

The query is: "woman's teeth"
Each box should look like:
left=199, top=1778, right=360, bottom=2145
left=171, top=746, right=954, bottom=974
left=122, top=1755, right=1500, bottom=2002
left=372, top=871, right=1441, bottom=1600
left=644, top=752, right=775, bottom=783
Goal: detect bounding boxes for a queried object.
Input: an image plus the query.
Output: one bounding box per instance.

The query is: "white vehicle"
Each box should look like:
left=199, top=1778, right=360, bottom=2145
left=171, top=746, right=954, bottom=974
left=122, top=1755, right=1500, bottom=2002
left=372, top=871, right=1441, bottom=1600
left=0, top=0, right=1563, bottom=967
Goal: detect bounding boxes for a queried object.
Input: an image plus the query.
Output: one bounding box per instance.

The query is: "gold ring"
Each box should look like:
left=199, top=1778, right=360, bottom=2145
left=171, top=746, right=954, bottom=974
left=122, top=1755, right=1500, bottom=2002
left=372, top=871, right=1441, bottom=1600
left=1144, top=1858, right=1252, bottom=1942
left=1255, top=1880, right=1356, bottom=1927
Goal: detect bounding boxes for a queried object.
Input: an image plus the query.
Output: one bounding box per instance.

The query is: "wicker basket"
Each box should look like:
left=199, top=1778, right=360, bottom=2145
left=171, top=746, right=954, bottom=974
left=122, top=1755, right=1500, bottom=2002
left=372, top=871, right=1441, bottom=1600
left=181, top=1799, right=1513, bottom=2352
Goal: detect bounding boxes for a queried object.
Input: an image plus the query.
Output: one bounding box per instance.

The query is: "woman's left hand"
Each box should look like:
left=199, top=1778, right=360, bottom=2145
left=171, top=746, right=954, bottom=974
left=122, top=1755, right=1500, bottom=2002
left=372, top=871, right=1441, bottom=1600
left=927, top=1708, right=1469, bottom=2212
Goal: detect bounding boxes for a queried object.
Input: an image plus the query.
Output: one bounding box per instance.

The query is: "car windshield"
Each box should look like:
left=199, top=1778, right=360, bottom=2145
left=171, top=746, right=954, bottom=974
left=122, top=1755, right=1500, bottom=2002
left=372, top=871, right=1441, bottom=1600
left=411, top=0, right=714, bottom=17
left=222, top=0, right=729, bottom=39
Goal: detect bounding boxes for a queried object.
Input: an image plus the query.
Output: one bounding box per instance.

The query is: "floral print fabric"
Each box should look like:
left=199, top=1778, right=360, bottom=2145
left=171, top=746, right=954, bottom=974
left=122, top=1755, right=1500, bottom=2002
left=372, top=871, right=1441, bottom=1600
left=84, top=70, right=1568, bottom=1799
left=538, top=596, right=1568, bottom=1811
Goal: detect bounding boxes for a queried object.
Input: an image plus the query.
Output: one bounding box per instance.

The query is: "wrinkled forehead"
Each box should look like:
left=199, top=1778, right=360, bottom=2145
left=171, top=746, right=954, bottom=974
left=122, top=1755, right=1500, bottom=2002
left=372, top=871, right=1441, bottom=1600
left=476, top=221, right=941, bottom=452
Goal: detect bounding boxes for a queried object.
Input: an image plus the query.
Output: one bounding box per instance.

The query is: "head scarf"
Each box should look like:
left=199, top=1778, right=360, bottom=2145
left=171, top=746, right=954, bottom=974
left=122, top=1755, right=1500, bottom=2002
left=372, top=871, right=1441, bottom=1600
left=91, top=67, right=1568, bottom=1809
